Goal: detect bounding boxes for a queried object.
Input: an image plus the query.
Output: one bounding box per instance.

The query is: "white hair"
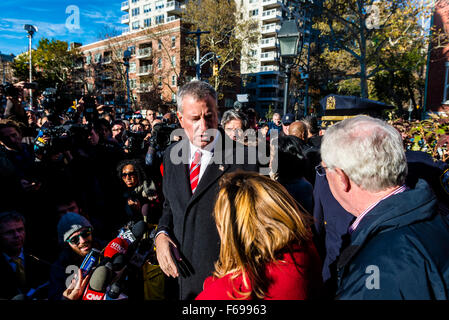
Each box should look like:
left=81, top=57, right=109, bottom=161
left=321, top=115, right=407, bottom=192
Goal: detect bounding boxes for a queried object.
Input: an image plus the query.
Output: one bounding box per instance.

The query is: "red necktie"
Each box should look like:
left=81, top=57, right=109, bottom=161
left=190, top=150, right=202, bottom=194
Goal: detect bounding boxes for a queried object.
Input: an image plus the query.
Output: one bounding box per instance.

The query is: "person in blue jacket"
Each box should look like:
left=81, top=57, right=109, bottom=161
left=319, top=115, right=449, bottom=299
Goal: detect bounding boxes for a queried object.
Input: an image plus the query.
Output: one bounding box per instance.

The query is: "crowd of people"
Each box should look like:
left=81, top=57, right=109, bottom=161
left=0, top=80, right=449, bottom=301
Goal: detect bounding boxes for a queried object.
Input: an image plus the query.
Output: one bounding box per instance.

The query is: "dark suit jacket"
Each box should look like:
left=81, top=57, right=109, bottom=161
left=0, top=251, right=50, bottom=300
left=158, top=130, right=259, bottom=299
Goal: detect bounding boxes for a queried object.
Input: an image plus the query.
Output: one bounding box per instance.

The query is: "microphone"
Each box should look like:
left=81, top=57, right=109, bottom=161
left=105, top=266, right=129, bottom=300
left=82, top=266, right=111, bottom=300
left=103, top=237, right=129, bottom=260
left=79, top=248, right=101, bottom=277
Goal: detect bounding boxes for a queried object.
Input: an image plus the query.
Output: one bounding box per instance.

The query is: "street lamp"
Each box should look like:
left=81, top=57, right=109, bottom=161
left=24, top=24, right=38, bottom=109
left=277, top=18, right=302, bottom=116
left=123, top=49, right=131, bottom=112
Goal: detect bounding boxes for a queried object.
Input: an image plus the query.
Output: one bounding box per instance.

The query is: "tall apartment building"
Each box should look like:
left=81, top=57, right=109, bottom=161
left=238, top=0, right=288, bottom=116
left=77, top=1, right=185, bottom=111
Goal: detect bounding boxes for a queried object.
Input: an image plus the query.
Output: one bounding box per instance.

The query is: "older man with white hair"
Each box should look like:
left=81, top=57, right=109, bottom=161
left=320, top=115, right=449, bottom=300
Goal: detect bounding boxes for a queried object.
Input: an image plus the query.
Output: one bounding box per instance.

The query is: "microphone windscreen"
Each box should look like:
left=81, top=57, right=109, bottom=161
left=89, top=266, right=110, bottom=292
left=131, top=220, right=147, bottom=239
left=104, top=238, right=129, bottom=259
left=112, top=253, right=126, bottom=270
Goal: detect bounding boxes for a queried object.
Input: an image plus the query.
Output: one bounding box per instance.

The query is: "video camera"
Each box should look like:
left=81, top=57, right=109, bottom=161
left=34, top=123, right=91, bottom=156
left=149, top=122, right=179, bottom=151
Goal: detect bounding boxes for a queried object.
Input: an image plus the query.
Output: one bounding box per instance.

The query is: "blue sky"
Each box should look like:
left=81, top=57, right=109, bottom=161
left=0, top=0, right=124, bottom=56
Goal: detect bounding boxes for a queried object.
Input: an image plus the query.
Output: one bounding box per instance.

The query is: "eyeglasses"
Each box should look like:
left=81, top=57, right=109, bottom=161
left=67, top=228, right=92, bottom=245
left=122, top=171, right=137, bottom=178
left=112, top=128, right=123, bottom=132
left=315, top=164, right=328, bottom=177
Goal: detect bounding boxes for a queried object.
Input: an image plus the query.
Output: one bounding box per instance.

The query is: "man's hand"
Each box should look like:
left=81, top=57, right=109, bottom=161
left=63, top=269, right=90, bottom=300
left=155, top=233, right=179, bottom=278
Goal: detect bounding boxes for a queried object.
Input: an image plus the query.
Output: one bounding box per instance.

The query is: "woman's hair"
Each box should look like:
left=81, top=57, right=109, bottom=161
left=213, top=171, right=313, bottom=299
left=220, top=109, right=248, bottom=130
left=116, top=158, right=147, bottom=186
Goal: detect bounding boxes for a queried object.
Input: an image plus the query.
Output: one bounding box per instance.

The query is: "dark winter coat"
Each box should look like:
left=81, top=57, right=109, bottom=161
left=336, top=179, right=449, bottom=300
left=157, top=131, right=259, bottom=300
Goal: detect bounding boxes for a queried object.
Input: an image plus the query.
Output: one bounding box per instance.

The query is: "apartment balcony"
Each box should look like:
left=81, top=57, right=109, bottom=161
left=262, top=0, right=282, bottom=9
left=137, top=47, right=152, bottom=59
left=138, top=65, right=153, bottom=76
left=136, top=82, right=153, bottom=93
left=258, top=78, right=280, bottom=88
left=261, top=23, right=279, bottom=35
left=166, top=16, right=180, bottom=23
left=121, top=14, right=130, bottom=24
left=121, top=1, right=129, bottom=11
left=260, top=37, right=277, bottom=49
left=260, top=51, right=278, bottom=62
left=258, top=92, right=281, bottom=102
left=260, top=65, right=280, bottom=73
left=166, top=1, right=182, bottom=14
left=261, top=9, right=282, bottom=23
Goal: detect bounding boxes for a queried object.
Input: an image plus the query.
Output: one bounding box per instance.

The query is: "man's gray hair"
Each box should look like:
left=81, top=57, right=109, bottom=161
left=177, top=80, right=217, bottom=114
left=321, top=115, right=407, bottom=192
left=220, top=109, right=248, bottom=130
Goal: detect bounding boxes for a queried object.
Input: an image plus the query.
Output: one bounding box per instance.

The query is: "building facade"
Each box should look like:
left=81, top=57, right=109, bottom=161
left=238, top=0, right=288, bottom=116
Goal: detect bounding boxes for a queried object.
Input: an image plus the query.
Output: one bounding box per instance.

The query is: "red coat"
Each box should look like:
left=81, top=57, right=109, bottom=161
left=195, top=241, right=323, bottom=300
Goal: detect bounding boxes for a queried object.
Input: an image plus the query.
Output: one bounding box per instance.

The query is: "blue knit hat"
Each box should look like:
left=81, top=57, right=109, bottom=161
left=57, top=212, right=92, bottom=244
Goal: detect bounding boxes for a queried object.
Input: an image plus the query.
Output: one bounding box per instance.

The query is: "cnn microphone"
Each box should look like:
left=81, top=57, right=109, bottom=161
left=82, top=266, right=110, bottom=301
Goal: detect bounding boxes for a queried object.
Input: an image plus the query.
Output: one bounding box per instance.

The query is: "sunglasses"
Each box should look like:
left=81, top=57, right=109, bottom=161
left=122, top=171, right=137, bottom=178
left=67, top=228, right=92, bottom=245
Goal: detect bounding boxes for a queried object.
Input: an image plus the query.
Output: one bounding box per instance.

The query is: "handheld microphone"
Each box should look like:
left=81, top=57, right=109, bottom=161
left=105, top=266, right=128, bottom=300
left=80, top=249, right=101, bottom=277
left=103, top=237, right=129, bottom=260
left=82, top=266, right=111, bottom=301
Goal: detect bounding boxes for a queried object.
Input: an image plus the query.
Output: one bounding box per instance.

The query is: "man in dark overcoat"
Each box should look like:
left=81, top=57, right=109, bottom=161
left=154, top=81, right=258, bottom=299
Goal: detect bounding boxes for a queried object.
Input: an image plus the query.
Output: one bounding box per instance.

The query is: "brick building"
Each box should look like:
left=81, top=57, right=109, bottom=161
left=78, top=19, right=189, bottom=112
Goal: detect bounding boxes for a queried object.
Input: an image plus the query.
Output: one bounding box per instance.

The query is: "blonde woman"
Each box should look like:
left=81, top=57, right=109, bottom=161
left=196, top=171, right=323, bottom=300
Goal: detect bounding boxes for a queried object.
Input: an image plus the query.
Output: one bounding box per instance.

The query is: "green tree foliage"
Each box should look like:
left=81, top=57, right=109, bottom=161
left=12, top=38, right=83, bottom=95
left=307, top=0, right=433, bottom=110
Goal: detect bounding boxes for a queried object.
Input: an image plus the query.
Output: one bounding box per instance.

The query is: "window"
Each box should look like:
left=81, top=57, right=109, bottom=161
left=157, top=57, right=162, bottom=69
left=132, top=7, right=140, bottom=16
left=128, top=46, right=136, bottom=55
left=131, top=0, right=139, bottom=3
left=130, top=79, right=137, bottom=89
left=129, top=62, right=136, bottom=73
left=249, top=9, right=258, bottom=17
left=86, top=55, right=91, bottom=65
left=132, top=21, right=140, bottom=30
left=158, top=39, right=162, bottom=50
left=158, top=76, right=163, bottom=87
left=155, top=14, right=164, bottom=24
left=144, top=18, right=151, bottom=27
left=155, top=1, right=164, bottom=10
left=171, top=75, right=176, bottom=86
left=94, top=53, right=102, bottom=63
left=171, top=56, right=176, bottom=67
left=143, top=4, right=151, bottom=13
left=172, top=92, right=176, bottom=102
